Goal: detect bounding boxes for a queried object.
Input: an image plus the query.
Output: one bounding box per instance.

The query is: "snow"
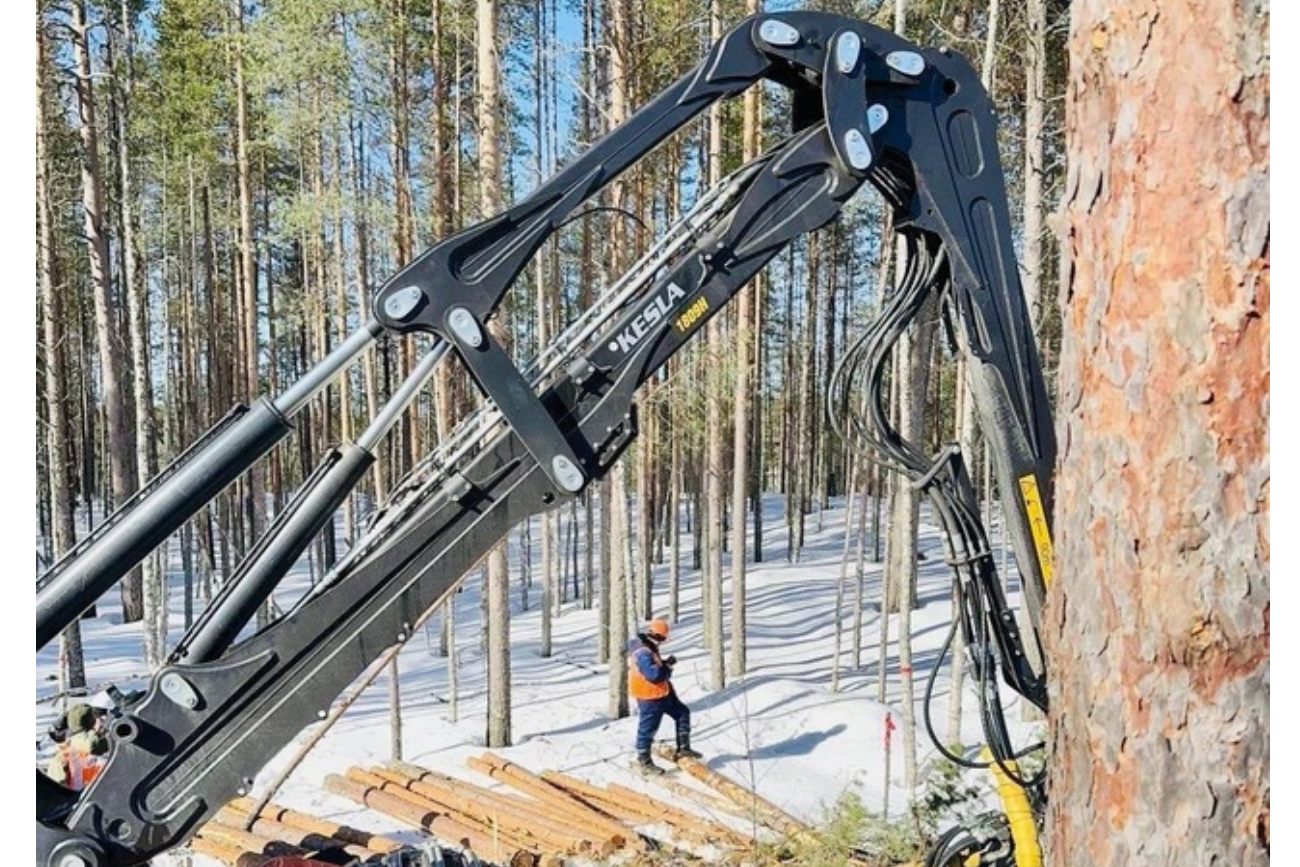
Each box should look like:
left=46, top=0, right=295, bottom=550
left=34, top=494, right=1041, bottom=864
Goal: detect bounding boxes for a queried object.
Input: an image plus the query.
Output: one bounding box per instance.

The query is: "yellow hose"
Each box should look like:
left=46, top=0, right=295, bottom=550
left=981, top=746, right=1042, bottom=867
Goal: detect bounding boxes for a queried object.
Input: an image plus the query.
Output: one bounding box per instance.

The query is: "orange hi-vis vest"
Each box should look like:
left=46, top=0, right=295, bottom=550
left=628, top=646, right=671, bottom=700
left=57, top=735, right=106, bottom=791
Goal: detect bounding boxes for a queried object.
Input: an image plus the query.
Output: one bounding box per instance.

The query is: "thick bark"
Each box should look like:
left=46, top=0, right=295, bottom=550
left=1046, top=3, right=1269, bottom=865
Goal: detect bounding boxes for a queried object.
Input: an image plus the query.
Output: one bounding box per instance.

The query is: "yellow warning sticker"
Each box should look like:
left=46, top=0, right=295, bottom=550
left=1018, top=474, right=1055, bottom=588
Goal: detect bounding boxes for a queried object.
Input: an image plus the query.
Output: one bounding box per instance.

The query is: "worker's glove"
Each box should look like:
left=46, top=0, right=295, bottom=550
left=664, top=655, right=677, bottom=667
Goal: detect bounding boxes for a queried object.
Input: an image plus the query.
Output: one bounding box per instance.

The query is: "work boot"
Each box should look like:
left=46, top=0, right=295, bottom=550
left=674, top=737, right=703, bottom=761
left=637, top=750, right=666, bottom=776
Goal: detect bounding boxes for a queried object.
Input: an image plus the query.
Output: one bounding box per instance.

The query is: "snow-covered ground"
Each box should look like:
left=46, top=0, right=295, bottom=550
left=35, top=493, right=1041, bottom=864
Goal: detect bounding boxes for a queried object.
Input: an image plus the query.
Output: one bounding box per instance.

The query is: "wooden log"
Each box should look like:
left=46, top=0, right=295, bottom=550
left=196, top=822, right=314, bottom=860
left=352, top=766, right=592, bottom=855
left=456, top=756, right=640, bottom=852
left=323, top=772, right=536, bottom=867
left=537, top=771, right=724, bottom=854
left=604, top=782, right=748, bottom=847
left=191, top=834, right=275, bottom=867
left=653, top=747, right=810, bottom=839
left=391, top=757, right=632, bottom=848
left=212, top=808, right=374, bottom=861
left=348, top=766, right=574, bottom=864
left=228, top=797, right=405, bottom=853
left=537, top=771, right=651, bottom=822
left=340, top=768, right=532, bottom=850
left=654, top=776, right=764, bottom=824
left=539, top=772, right=691, bottom=832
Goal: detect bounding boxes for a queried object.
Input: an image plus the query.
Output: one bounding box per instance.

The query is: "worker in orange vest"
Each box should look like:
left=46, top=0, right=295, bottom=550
left=47, top=702, right=108, bottom=791
left=628, top=618, right=702, bottom=775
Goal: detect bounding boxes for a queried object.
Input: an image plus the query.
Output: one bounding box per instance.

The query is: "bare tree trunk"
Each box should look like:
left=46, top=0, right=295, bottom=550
left=583, top=489, right=595, bottom=611
left=791, top=237, right=818, bottom=563
left=728, top=0, right=760, bottom=678
left=668, top=411, right=681, bottom=623
left=598, top=475, right=612, bottom=663
left=431, top=0, right=460, bottom=449
left=851, top=456, right=870, bottom=672
left=327, top=129, right=356, bottom=543
left=947, top=363, right=975, bottom=746
left=231, top=0, right=265, bottom=567
left=477, top=0, right=511, bottom=749
left=445, top=596, right=459, bottom=723
left=981, top=0, right=1000, bottom=100
left=388, top=657, right=402, bottom=760
left=635, top=431, right=654, bottom=620
left=881, top=0, right=931, bottom=810
left=606, top=463, right=630, bottom=721
left=883, top=283, right=936, bottom=805
left=1046, top=4, right=1268, bottom=864
left=605, top=0, right=632, bottom=722
left=392, top=0, right=423, bottom=476
left=72, top=0, right=143, bottom=622
left=831, top=451, right=859, bottom=693
left=485, top=544, right=511, bottom=746
left=578, top=0, right=598, bottom=619
left=39, top=17, right=86, bottom=691
left=703, top=0, right=726, bottom=692
left=110, top=0, right=167, bottom=669
left=1022, top=0, right=1046, bottom=329
left=534, top=0, right=556, bottom=655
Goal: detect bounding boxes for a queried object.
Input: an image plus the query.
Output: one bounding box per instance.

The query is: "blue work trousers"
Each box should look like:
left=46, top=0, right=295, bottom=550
left=635, top=690, right=690, bottom=752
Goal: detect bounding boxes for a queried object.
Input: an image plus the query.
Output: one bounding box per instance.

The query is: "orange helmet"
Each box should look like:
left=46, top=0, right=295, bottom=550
left=647, top=618, right=670, bottom=641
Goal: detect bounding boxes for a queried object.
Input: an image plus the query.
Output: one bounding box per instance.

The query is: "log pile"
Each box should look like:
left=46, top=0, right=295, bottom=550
left=192, top=751, right=826, bottom=867
left=192, top=797, right=406, bottom=866
left=652, top=744, right=814, bottom=840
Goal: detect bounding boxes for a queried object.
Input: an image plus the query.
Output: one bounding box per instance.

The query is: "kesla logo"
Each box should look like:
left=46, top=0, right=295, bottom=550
left=608, top=281, right=687, bottom=354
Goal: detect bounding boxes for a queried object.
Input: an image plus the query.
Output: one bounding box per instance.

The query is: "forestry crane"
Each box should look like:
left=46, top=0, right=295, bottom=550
left=36, top=12, right=1056, bottom=867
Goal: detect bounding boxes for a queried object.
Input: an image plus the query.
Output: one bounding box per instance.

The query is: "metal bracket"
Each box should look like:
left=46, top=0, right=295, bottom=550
left=822, top=27, right=874, bottom=176
left=444, top=309, right=589, bottom=497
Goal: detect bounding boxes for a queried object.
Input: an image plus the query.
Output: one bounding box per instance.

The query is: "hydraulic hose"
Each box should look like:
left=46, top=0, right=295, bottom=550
left=982, top=746, right=1042, bottom=867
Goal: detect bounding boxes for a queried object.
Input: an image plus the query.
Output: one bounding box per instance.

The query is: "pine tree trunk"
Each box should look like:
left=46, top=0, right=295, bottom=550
left=485, top=544, right=511, bottom=746
left=388, top=657, right=403, bottom=760
left=605, top=0, right=632, bottom=721
left=232, top=0, right=265, bottom=567
left=477, top=0, right=511, bottom=748
left=729, top=1, right=760, bottom=677
left=446, top=597, right=459, bottom=723
left=607, top=462, right=630, bottom=721
left=1046, top=4, right=1268, bottom=863
left=114, top=1, right=167, bottom=669
left=39, top=17, right=86, bottom=691
left=703, top=0, right=726, bottom=692
left=791, top=236, right=818, bottom=562
left=1022, top=0, right=1046, bottom=330
left=325, top=132, right=353, bottom=542
left=72, top=0, right=143, bottom=622
left=535, top=0, right=556, bottom=654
